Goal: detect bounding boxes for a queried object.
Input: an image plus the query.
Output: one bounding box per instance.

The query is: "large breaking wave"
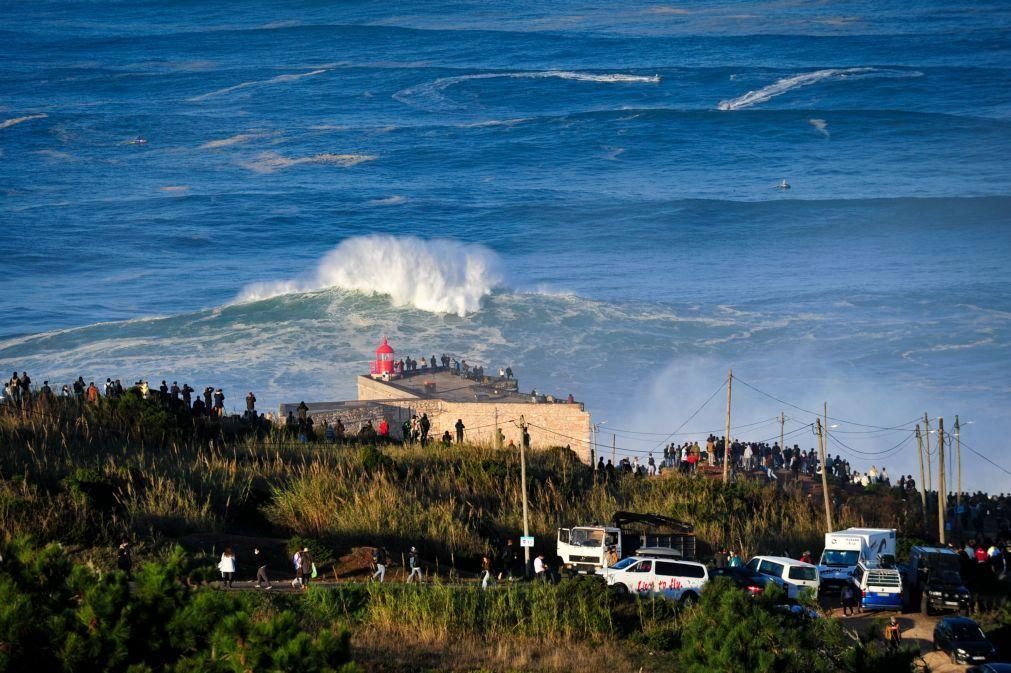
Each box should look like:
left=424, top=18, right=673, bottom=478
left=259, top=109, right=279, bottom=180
left=236, top=235, right=502, bottom=316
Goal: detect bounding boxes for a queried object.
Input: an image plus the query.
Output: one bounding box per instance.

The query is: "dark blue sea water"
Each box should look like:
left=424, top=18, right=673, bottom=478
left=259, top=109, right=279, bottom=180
left=2, top=1, right=1010, bottom=489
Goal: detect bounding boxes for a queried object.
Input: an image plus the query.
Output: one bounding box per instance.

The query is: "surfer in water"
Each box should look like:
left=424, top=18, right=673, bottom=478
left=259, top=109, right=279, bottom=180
left=777, top=179, right=790, bottom=190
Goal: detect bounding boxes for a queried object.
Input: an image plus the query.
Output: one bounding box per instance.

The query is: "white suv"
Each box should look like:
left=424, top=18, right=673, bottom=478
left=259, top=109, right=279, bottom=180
left=746, top=555, right=820, bottom=600
left=601, top=556, right=709, bottom=604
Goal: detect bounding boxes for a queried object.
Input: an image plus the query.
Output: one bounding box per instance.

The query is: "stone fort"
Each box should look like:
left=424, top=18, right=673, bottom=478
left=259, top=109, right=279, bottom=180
left=279, top=338, right=593, bottom=464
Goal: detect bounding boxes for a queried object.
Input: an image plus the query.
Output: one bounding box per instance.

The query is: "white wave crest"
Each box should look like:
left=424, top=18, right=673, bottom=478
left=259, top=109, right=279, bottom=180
left=809, top=118, right=830, bottom=138
left=0, top=113, right=47, bottom=130
left=394, top=70, right=660, bottom=109
left=366, top=195, right=406, bottom=206
left=188, top=69, right=328, bottom=102
left=241, top=151, right=376, bottom=173
left=717, top=68, right=921, bottom=111
left=236, top=235, right=502, bottom=316
left=200, top=133, right=261, bottom=149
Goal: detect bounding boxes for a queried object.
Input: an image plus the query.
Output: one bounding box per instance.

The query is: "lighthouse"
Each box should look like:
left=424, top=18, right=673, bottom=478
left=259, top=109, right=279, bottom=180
left=370, top=337, right=395, bottom=379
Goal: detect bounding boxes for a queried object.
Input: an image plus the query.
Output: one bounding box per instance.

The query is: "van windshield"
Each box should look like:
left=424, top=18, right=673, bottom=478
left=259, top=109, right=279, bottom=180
left=821, top=550, right=859, bottom=567
left=610, top=557, right=638, bottom=570
left=570, top=528, right=605, bottom=547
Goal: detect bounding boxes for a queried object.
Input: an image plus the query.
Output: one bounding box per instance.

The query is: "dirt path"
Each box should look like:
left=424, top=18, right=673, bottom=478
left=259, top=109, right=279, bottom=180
left=829, top=607, right=963, bottom=671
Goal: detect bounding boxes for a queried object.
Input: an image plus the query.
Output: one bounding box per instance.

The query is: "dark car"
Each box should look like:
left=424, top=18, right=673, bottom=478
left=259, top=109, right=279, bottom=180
left=710, top=566, right=771, bottom=595
left=967, top=665, right=1011, bottom=673
left=903, top=546, right=971, bottom=615
left=933, top=616, right=996, bottom=665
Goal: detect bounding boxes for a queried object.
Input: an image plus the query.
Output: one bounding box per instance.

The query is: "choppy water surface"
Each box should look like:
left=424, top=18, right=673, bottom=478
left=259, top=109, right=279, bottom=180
left=2, top=1, right=1009, bottom=489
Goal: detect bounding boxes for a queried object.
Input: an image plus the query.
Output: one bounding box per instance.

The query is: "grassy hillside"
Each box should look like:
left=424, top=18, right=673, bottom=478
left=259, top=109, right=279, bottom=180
left=0, top=393, right=921, bottom=572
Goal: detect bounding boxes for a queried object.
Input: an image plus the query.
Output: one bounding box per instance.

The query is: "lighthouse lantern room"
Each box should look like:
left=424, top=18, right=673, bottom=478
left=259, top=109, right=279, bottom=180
left=370, top=337, right=395, bottom=379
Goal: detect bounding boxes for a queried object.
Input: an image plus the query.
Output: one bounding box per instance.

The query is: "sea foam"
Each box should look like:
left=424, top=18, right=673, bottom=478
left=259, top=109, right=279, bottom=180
left=0, top=113, right=48, bottom=130
left=235, top=235, right=502, bottom=317
left=188, top=69, right=328, bottom=102
left=717, top=68, right=921, bottom=110
left=395, top=70, right=660, bottom=109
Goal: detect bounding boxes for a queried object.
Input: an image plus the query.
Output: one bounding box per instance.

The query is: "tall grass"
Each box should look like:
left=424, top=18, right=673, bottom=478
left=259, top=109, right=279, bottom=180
left=0, top=404, right=918, bottom=565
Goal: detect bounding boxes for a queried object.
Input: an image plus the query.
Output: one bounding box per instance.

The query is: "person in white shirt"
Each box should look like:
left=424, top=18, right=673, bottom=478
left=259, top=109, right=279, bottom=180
left=533, top=554, right=546, bottom=580
left=218, top=548, right=236, bottom=588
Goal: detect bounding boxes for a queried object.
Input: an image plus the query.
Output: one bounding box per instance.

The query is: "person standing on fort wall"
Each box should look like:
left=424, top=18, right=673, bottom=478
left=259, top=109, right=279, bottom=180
left=455, top=418, right=465, bottom=444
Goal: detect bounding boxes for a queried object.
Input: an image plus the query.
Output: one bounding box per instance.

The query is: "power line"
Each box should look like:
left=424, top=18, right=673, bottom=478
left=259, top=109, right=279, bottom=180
left=958, top=438, right=1011, bottom=478
left=732, top=376, right=920, bottom=431
left=649, top=379, right=727, bottom=452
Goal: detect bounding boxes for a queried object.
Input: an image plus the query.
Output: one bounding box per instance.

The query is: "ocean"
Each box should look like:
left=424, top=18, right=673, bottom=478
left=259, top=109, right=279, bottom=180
left=2, top=0, right=1010, bottom=490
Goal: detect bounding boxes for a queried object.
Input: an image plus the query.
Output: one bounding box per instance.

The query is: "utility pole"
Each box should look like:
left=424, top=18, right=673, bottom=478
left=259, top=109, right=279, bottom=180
left=816, top=418, right=833, bottom=531
left=518, top=415, right=530, bottom=575
left=824, top=402, right=829, bottom=470
left=494, top=407, right=501, bottom=449
left=780, top=412, right=785, bottom=456
left=937, top=417, right=946, bottom=544
left=915, top=424, right=927, bottom=526
left=611, top=434, right=616, bottom=464
left=923, top=413, right=932, bottom=493
left=955, top=415, right=962, bottom=539
left=723, top=369, right=732, bottom=483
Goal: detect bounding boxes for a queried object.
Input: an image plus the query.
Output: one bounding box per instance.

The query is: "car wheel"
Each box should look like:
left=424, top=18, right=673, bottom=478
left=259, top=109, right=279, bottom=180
left=680, top=591, right=699, bottom=607
left=612, top=584, right=628, bottom=596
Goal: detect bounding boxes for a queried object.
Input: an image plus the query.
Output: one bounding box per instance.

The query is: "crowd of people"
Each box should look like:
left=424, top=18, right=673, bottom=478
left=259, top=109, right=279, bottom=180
left=1, top=369, right=254, bottom=422
left=590, top=435, right=916, bottom=496
left=392, top=353, right=512, bottom=384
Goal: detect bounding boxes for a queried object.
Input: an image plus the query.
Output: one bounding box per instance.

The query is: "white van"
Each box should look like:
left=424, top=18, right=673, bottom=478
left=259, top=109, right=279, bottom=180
left=602, top=556, right=709, bottom=603
left=746, top=556, right=820, bottom=600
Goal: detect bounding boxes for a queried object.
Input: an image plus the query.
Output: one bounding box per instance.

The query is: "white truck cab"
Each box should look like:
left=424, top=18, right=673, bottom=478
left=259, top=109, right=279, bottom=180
left=819, top=528, right=896, bottom=593
left=602, top=556, right=709, bottom=604
left=557, top=512, right=695, bottom=574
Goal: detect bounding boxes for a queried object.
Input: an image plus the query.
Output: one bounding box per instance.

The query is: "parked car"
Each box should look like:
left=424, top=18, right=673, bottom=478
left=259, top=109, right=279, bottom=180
left=851, top=560, right=903, bottom=611
left=902, top=546, right=971, bottom=615
left=933, top=616, right=996, bottom=665
left=602, top=556, right=709, bottom=604
left=709, top=566, right=771, bottom=595
left=746, top=556, right=820, bottom=600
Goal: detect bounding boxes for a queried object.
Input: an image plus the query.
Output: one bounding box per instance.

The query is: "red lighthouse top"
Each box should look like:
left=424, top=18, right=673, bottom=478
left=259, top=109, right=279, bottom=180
left=370, top=337, right=395, bottom=378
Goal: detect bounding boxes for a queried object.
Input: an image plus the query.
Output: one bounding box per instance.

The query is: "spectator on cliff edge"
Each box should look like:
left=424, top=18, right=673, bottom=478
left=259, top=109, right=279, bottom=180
left=297, top=401, right=309, bottom=423
left=441, top=430, right=452, bottom=447
left=245, top=391, right=256, bottom=416
left=378, top=418, right=389, bottom=437
left=455, top=418, right=465, bottom=444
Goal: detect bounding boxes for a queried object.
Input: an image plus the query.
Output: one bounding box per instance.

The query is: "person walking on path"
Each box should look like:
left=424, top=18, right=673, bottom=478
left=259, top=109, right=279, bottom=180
left=218, top=547, right=236, bottom=588
left=372, top=546, right=387, bottom=582
left=254, top=547, right=271, bottom=589
left=297, top=547, right=314, bottom=590
left=841, top=583, right=857, bottom=616
left=455, top=418, right=465, bottom=444
left=884, top=616, right=901, bottom=650
left=116, top=540, right=132, bottom=579
left=481, top=555, right=492, bottom=590
left=407, top=547, right=423, bottom=583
